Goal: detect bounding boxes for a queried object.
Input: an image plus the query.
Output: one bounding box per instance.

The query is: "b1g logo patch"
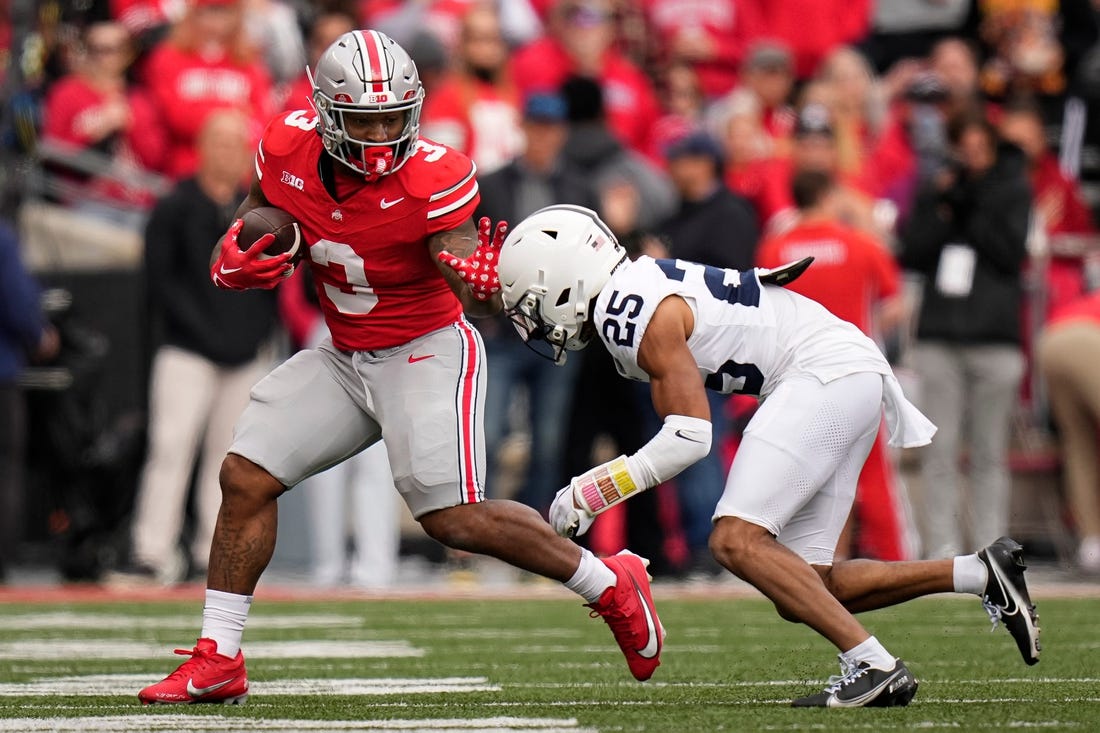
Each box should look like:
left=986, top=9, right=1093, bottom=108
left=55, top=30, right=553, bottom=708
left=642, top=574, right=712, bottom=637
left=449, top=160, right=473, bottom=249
left=280, top=171, right=304, bottom=190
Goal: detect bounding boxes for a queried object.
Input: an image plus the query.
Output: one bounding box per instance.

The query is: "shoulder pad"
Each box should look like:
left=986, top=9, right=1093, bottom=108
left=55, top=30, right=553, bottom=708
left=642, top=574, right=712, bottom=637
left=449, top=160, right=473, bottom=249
left=400, top=138, right=477, bottom=201
left=258, top=110, right=319, bottom=158
left=758, top=257, right=814, bottom=286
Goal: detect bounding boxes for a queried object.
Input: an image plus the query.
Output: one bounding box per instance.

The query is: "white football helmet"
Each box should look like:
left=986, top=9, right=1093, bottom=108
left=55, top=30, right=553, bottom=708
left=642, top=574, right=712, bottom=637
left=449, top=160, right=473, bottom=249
left=308, top=29, right=424, bottom=178
left=499, top=205, right=628, bottom=365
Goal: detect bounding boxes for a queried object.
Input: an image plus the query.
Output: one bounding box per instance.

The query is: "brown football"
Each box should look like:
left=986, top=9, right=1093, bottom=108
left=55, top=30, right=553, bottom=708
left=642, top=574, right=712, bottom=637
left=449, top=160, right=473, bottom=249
left=238, top=206, right=304, bottom=261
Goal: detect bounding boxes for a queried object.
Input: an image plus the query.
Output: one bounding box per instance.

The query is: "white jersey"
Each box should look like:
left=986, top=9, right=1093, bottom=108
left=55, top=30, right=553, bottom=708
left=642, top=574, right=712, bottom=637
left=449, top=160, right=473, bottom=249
left=593, top=257, right=935, bottom=448
left=594, top=256, right=893, bottom=397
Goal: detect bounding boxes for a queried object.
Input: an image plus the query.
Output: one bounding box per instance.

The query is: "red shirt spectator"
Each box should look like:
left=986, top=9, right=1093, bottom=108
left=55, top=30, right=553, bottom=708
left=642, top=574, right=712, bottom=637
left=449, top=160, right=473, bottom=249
left=754, top=0, right=872, bottom=79
left=142, top=0, right=273, bottom=179
left=758, top=216, right=899, bottom=331
left=420, top=5, right=523, bottom=175
left=641, top=0, right=764, bottom=99
left=510, top=0, right=660, bottom=154
left=42, top=21, right=166, bottom=208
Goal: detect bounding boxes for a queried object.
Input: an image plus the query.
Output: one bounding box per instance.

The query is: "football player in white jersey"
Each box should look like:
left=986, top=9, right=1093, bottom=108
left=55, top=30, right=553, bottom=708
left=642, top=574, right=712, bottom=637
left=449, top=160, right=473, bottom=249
left=498, top=205, right=1042, bottom=708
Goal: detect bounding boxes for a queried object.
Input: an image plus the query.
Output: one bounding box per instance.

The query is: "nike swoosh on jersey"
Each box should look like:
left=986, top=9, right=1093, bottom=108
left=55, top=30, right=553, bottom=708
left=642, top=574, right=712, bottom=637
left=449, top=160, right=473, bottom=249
left=186, top=677, right=235, bottom=697
left=380, top=197, right=405, bottom=209
left=219, top=265, right=243, bottom=275
left=674, top=429, right=705, bottom=443
left=408, top=353, right=435, bottom=363
left=629, top=575, right=660, bottom=659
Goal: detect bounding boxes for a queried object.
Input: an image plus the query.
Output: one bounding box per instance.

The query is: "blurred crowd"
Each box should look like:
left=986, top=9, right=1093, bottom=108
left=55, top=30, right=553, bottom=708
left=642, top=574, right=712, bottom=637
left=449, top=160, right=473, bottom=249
left=4, top=0, right=1100, bottom=586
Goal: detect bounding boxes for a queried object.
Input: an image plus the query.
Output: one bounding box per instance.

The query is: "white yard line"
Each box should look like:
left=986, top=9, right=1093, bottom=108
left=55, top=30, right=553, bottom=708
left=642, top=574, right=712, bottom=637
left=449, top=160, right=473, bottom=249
left=0, top=675, right=498, bottom=696
left=0, top=612, right=364, bottom=631
left=0, top=716, right=595, bottom=732
left=0, top=639, right=420, bottom=660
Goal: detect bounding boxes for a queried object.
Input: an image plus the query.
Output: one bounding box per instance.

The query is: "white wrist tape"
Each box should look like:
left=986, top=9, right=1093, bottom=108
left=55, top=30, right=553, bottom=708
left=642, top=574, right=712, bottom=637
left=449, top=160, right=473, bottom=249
left=572, top=414, right=713, bottom=517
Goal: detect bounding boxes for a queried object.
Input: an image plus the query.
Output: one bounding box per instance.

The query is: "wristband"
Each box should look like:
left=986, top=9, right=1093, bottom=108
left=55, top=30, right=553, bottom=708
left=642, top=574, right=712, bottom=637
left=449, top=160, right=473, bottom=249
left=572, top=455, right=641, bottom=515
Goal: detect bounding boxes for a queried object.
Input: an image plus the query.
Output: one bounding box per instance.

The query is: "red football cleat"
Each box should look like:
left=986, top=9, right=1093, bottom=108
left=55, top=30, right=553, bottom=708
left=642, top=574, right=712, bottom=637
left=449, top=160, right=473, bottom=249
left=138, top=638, right=249, bottom=705
left=586, top=550, right=665, bottom=681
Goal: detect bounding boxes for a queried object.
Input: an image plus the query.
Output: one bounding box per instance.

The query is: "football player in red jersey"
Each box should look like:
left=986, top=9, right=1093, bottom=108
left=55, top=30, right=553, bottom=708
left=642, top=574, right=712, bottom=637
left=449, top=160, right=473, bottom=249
left=138, top=30, right=664, bottom=705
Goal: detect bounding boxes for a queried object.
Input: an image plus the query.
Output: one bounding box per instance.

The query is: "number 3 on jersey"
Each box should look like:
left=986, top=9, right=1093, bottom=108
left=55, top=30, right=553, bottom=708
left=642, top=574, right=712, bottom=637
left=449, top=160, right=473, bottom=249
left=309, top=239, right=378, bottom=315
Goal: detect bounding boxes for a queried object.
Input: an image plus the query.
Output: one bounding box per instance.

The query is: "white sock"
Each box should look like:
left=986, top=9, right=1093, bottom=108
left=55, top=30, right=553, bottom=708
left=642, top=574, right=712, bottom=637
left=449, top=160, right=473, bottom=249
left=563, top=549, right=617, bottom=603
left=953, top=553, right=988, bottom=596
left=843, top=635, right=896, bottom=672
left=201, top=589, right=252, bottom=658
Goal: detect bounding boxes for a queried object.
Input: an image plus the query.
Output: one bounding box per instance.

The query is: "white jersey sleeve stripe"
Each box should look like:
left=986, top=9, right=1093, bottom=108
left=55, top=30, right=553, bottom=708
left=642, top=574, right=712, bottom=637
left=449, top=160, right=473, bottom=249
left=255, top=140, right=265, bottom=180
left=427, top=179, right=479, bottom=219
left=429, top=161, right=477, bottom=202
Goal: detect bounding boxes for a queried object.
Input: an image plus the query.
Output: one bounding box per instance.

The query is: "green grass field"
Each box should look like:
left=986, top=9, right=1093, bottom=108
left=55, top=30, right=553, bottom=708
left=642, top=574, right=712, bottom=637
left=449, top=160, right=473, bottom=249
left=0, top=591, right=1096, bottom=731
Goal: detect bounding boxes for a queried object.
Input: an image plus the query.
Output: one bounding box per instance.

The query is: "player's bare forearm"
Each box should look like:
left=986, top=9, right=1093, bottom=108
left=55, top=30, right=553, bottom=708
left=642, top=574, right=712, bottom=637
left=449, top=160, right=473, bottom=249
left=209, top=175, right=270, bottom=269
left=429, top=220, right=503, bottom=317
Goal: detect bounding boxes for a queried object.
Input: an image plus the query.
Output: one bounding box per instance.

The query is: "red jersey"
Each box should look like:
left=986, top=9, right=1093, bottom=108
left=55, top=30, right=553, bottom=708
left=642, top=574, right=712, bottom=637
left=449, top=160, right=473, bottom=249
left=256, top=111, right=479, bottom=351
left=756, top=219, right=899, bottom=334
left=144, top=42, right=273, bottom=179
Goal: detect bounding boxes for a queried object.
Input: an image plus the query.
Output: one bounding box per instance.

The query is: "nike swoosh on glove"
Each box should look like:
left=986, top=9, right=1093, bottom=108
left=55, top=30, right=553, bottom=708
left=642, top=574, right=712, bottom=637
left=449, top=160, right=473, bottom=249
left=436, top=217, right=507, bottom=301
left=550, top=485, right=595, bottom=539
left=211, top=219, right=295, bottom=291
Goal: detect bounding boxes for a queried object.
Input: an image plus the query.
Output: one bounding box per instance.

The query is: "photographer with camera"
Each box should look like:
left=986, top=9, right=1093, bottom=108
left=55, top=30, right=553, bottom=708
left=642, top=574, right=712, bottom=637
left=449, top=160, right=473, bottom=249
left=898, top=113, right=1031, bottom=560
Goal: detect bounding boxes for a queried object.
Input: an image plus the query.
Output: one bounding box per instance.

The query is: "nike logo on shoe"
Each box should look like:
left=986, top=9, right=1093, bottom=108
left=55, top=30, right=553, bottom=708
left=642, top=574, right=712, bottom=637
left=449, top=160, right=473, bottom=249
left=628, top=575, right=661, bottom=659
left=186, top=677, right=235, bottom=697
left=380, top=197, right=405, bottom=209
left=408, top=353, right=435, bottom=363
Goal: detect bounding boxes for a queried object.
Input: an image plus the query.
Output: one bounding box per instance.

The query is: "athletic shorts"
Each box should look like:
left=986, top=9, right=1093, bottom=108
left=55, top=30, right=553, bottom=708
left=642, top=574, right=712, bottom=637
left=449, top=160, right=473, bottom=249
left=713, top=372, right=882, bottom=565
left=230, top=319, right=487, bottom=518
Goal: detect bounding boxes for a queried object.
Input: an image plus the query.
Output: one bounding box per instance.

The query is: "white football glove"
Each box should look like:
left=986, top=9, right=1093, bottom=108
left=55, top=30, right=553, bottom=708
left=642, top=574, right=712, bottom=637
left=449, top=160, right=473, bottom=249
left=550, top=485, right=595, bottom=539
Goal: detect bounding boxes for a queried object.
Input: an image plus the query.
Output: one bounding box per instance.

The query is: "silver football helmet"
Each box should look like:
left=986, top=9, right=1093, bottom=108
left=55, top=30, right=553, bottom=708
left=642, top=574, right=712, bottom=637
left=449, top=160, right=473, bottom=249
left=308, top=29, right=424, bottom=178
left=498, top=205, right=628, bottom=365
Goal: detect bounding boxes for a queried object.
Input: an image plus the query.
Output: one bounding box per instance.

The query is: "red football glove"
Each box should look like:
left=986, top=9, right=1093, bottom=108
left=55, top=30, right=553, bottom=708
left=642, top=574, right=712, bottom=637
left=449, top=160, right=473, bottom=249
left=436, top=217, right=507, bottom=301
left=211, top=219, right=294, bottom=291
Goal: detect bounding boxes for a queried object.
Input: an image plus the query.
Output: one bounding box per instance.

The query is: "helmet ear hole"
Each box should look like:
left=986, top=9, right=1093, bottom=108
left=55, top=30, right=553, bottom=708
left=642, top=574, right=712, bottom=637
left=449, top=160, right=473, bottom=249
left=555, top=288, right=571, bottom=307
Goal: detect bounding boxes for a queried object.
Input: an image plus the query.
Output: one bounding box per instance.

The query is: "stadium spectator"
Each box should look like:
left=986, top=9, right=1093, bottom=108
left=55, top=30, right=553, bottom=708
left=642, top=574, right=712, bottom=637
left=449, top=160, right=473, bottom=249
left=754, top=0, right=872, bottom=80
left=1037, top=288, right=1100, bottom=573
left=280, top=11, right=355, bottom=114
left=930, top=37, right=989, bottom=123
left=113, top=110, right=279, bottom=585
left=560, top=75, right=676, bottom=232
left=737, top=40, right=796, bottom=148
left=0, top=221, right=60, bottom=583
left=816, top=46, right=888, bottom=194
left=141, top=0, right=274, bottom=179
left=1000, top=97, right=1097, bottom=314
left=499, top=204, right=1041, bottom=708
left=474, top=92, right=595, bottom=514
left=278, top=268, right=400, bottom=589
left=898, top=114, right=1031, bottom=559
left=40, top=21, right=166, bottom=224
left=757, top=169, right=913, bottom=561
left=420, top=4, right=524, bottom=175
left=649, top=61, right=707, bottom=162
left=713, top=87, right=787, bottom=226
left=659, top=130, right=759, bottom=271
left=766, top=104, right=883, bottom=239
left=510, top=0, right=661, bottom=154
left=137, top=31, right=665, bottom=705
left=640, top=0, right=764, bottom=100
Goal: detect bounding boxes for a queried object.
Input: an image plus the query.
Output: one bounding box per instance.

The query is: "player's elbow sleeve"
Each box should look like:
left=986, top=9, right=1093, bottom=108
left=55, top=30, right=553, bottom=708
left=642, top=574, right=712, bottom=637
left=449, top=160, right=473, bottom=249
left=626, top=414, right=712, bottom=487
